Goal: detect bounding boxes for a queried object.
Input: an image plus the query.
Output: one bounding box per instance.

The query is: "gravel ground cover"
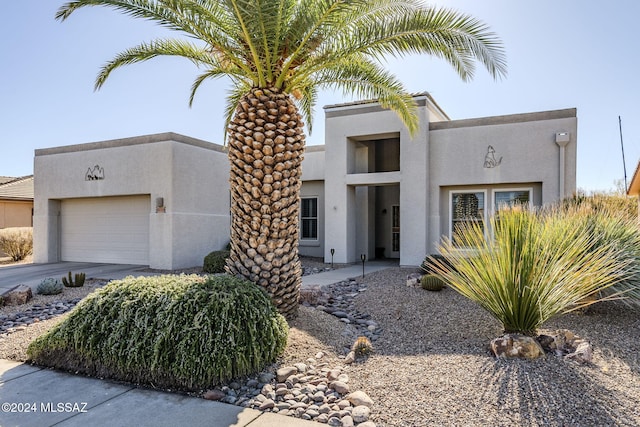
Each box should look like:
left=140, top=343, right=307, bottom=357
left=1, top=262, right=640, bottom=426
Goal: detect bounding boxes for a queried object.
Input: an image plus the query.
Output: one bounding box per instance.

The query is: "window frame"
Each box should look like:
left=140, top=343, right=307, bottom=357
left=448, top=187, right=534, bottom=247
left=448, top=189, right=488, bottom=246
left=300, top=196, right=319, bottom=241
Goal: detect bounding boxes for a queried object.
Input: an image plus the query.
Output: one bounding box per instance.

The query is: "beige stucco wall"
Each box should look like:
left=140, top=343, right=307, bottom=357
left=34, top=133, right=229, bottom=269
left=0, top=200, right=32, bottom=229
left=428, top=109, right=577, bottom=254
left=325, top=100, right=577, bottom=266
left=324, top=95, right=432, bottom=265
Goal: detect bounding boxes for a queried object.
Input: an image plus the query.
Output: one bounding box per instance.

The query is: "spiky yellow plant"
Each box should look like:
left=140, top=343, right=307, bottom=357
left=429, top=206, right=628, bottom=335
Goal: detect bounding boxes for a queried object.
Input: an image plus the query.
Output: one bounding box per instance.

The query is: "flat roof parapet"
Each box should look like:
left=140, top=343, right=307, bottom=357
left=35, top=132, right=225, bottom=156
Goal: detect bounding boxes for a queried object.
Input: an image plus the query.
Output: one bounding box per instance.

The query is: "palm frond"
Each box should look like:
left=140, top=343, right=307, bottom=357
left=300, top=56, right=418, bottom=134
left=95, top=39, right=213, bottom=90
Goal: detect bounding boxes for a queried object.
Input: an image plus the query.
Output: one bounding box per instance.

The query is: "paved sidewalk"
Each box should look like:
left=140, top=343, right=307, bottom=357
left=0, top=359, right=323, bottom=427
left=301, top=259, right=398, bottom=288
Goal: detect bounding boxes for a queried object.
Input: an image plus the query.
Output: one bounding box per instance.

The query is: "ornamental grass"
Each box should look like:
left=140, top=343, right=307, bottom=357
left=27, top=274, right=288, bottom=390
left=429, top=205, right=631, bottom=335
left=559, top=198, right=640, bottom=306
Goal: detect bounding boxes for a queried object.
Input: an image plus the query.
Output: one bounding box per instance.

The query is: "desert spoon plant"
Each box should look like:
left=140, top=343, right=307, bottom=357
left=56, top=0, right=506, bottom=318
left=428, top=206, right=628, bottom=335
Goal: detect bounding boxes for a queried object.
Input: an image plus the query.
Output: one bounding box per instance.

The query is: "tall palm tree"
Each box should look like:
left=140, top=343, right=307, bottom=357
left=57, top=0, right=506, bottom=318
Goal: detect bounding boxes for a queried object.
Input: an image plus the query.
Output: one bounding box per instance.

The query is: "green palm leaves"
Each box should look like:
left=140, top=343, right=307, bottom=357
left=430, top=205, right=633, bottom=335
left=56, top=0, right=506, bottom=135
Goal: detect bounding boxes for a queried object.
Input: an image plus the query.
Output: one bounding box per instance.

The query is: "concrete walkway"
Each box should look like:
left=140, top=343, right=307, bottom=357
left=0, top=359, right=322, bottom=427
left=301, top=259, right=398, bottom=288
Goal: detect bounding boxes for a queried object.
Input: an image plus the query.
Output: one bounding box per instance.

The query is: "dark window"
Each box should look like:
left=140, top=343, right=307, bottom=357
left=301, top=198, right=318, bottom=239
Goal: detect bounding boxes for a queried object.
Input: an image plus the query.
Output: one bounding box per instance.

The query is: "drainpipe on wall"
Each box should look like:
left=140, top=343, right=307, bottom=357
left=555, top=132, right=571, bottom=199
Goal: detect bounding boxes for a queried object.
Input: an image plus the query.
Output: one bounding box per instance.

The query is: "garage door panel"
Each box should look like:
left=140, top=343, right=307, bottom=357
left=61, top=196, right=150, bottom=264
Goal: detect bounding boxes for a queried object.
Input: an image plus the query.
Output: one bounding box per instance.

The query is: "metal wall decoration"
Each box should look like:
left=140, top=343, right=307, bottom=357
left=85, top=165, right=105, bottom=181
left=483, top=145, right=502, bottom=168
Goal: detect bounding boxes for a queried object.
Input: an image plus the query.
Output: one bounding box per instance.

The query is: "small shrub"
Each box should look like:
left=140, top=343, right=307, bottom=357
left=0, top=227, right=33, bottom=261
left=203, top=250, right=230, bottom=273
left=352, top=336, right=373, bottom=357
left=62, top=272, right=86, bottom=288
left=37, top=278, right=63, bottom=295
left=421, top=275, right=445, bottom=291
left=28, top=274, right=288, bottom=391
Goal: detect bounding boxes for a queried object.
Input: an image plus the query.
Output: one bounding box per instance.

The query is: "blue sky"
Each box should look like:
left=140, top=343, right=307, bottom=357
left=1, top=1, right=638, bottom=192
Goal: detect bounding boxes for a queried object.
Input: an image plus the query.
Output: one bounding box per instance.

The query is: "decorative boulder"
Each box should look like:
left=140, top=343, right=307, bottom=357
left=347, top=391, right=374, bottom=408
left=406, top=273, right=422, bottom=287
left=537, top=329, right=593, bottom=364
left=491, top=334, right=545, bottom=359
left=1, top=284, right=33, bottom=306
left=299, top=285, right=327, bottom=306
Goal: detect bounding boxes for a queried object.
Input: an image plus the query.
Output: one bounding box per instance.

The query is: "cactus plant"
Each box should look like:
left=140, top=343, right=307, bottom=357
left=351, top=336, right=374, bottom=357
left=421, top=274, right=445, bottom=291
left=37, top=278, right=63, bottom=295
left=62, top=271, right=86, bottom=288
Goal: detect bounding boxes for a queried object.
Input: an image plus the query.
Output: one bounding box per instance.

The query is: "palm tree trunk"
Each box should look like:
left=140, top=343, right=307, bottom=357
left=226, top=87, right=305, bottom=319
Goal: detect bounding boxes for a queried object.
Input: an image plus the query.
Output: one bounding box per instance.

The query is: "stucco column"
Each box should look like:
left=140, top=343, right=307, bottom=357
left=399, top=109, right=430, bottom=266
left=324, top=133, right=355, bottom=264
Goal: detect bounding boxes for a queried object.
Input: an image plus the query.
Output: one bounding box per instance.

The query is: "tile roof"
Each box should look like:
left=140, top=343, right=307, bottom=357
left=0, top=175, right=34, bottom=200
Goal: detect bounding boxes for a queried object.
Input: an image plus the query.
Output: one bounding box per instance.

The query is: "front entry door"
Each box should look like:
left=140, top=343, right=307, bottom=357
left=391, top=205, right=400, bottom=258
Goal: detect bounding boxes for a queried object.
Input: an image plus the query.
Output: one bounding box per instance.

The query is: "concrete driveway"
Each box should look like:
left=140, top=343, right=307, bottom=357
left=0, top=262, right=151, bottom=293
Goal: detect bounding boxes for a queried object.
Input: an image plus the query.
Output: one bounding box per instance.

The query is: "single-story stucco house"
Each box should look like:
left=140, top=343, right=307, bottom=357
left=0, top=175, right=34, bottom=229
left=33, top=93, right=577, bottom=269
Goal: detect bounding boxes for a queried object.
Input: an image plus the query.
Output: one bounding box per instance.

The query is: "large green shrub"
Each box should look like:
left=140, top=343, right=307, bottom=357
left=428, top=206, right=627, bottom=335
left=28, top=274, right=288, bottom=390
left=0, top=227, right=33, bottom=261
left=203, top=250, right=230, bottom=273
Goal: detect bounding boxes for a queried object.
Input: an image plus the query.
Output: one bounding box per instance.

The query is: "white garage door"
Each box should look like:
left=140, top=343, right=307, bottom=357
left=61, top=195, right=150, bottom=264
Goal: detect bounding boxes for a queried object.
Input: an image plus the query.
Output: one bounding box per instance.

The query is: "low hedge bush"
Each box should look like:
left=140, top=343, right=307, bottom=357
left=27, top=274, right=288, bottom=390
left=203, top=250, right=230, bottom=273
left=0, top=227, right=33, bottom=261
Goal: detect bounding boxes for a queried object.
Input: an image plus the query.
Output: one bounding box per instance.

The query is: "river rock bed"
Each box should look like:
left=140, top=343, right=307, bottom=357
left=0, top=299, right=82, bottom=335
left=204, top=351, right=376, bottom=427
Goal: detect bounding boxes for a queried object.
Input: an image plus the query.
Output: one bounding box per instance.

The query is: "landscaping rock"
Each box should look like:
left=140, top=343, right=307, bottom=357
left=276, top=366, right=297, bottom=382
left=344, top=351, right=356, bottom=364
left=565, top=340, right=593, bottom=364
left=346, top=391, right=374, bottom=408
left=1, top=284, right=32, bottom=306
left=538, top=329, right=593, bottom=364
left=203, top=389, right=226, bottom=401
left=405, top=273, right=422, bottom=287
left=330, top=380, right=350, bottom=394
left=491, top=334, right=545, bottom=359
left=299, top=285, right=328, bottom=306
left=352, top=405, right=371, bottom=423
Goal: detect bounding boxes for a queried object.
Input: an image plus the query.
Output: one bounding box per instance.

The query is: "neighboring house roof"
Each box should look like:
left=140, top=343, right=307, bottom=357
left=0, top=175, right=34, bottom=201
left=0, top=176, right=15, bottom=185
left=628, top=161, right=640, bottom=196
